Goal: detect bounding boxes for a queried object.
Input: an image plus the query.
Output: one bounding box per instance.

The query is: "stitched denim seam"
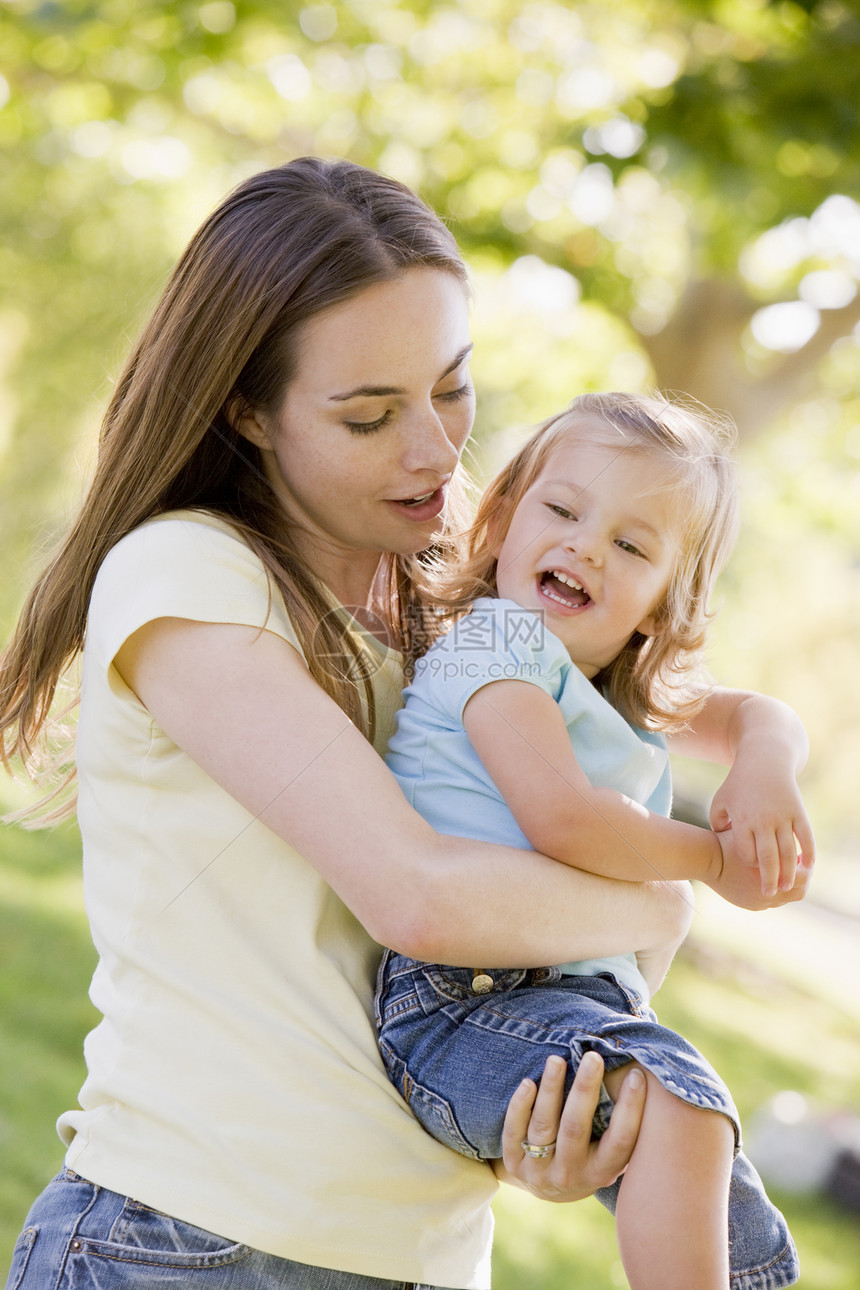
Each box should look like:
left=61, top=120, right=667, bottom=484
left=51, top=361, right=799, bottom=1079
left=71, top=1238, right=248, bottom=1269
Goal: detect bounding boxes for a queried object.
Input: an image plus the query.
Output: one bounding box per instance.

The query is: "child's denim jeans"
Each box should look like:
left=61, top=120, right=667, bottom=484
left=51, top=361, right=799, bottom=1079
left=376, top=952, right=799, bottom=1290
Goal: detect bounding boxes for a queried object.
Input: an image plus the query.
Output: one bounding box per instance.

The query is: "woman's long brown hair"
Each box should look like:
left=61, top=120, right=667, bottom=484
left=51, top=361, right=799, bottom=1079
left=0, top=158, right=471, bottom=817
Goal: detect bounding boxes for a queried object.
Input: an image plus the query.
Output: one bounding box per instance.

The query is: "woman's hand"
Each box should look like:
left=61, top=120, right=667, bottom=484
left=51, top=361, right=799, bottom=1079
left=493, top=1052, right=645, bottom=1201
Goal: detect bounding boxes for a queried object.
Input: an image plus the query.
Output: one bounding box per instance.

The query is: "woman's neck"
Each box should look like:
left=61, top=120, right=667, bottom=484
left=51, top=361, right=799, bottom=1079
left=289, top=524, right=383, bottom=610
left=324, top=557, right=386, bottom=612
left=315, top=552, right=401, bottom=650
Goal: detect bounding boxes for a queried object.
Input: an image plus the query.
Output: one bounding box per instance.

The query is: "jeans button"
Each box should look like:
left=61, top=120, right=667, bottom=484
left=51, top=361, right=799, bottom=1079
left=471, top=972, right=494, bottom=994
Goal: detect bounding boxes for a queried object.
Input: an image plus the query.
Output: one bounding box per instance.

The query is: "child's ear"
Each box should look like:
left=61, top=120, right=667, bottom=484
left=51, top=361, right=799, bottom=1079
left=636, top=605, right=664, bottom=637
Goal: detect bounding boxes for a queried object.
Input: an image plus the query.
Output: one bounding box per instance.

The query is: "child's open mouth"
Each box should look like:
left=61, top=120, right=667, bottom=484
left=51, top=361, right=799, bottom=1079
left=539, top=570, right=592, bottom=609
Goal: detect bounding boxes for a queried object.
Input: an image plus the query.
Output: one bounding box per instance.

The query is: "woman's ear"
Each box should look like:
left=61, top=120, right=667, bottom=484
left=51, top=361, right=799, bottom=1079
left=227, top=394, right=271, bottom=451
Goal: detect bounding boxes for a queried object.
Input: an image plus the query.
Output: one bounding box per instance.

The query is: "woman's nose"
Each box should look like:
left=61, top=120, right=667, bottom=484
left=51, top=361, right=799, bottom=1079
left=401, top=407, right=462, bottom=477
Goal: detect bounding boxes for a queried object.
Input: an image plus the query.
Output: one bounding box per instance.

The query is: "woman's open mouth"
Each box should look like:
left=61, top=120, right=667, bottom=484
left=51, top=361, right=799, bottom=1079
left=538, top=569, right=592, bottom=610
left=388, top=487, right=446, bottom=522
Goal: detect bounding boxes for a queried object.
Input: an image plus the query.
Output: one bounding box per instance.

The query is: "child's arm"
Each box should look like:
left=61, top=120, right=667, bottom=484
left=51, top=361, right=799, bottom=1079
left=462, top=680, right=810, bottom=911
left=668, top=687, right=815, bottom=897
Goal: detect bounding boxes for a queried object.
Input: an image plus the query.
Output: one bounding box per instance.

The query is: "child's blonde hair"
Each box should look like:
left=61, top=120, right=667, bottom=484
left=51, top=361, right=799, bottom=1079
left=433, top=391, right=740, bottom=731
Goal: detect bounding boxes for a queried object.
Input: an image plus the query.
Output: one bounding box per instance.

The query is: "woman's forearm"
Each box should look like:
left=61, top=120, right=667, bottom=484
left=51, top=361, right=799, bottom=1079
left=395, top=834, right=694, bottom=968
left=120, top=617, right=688, bottom=969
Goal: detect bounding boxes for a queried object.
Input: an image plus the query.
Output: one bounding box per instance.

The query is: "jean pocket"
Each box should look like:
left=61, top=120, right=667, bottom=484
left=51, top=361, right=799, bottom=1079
left=6, top=1226, right=38, bottom=1290
left=419, top=965, right=526, bottom=1006
left=381, top=1041, right=482, bottom=1160
left=83, top=1200, right=248, bottom=1270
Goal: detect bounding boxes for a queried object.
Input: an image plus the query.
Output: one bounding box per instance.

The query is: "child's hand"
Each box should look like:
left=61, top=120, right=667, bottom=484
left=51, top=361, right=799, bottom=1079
left=709, top=754, right=815, bottom=898
left=706, top=822, right=813, bottom=911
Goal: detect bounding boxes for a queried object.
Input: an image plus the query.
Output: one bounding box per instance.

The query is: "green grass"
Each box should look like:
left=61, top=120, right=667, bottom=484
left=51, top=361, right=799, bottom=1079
left=2, top=818, right=859, bottom=1287
left=0, top=818, right=98, bottom=1254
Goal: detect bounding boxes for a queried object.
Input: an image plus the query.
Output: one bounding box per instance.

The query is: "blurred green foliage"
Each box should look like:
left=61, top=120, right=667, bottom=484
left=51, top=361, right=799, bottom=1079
left=2, top=0, right=858, bottom=851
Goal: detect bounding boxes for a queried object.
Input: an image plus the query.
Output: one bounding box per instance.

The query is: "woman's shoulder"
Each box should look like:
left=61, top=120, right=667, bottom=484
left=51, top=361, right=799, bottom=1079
left=95, top=508, right=270, bottom=594
left=88, top=508, right=300, bottom=658
left=102, top=507, right=252, bottom=563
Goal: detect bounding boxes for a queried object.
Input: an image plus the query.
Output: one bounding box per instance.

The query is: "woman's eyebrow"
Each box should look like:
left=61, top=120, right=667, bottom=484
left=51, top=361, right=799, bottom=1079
left=439, top=343, right=474, bottom=378
left=328, top=344, right=474, bottom=402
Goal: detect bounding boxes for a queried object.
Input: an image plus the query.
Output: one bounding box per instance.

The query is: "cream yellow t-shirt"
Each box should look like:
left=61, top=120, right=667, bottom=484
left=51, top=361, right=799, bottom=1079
left=60, top=511, right=495, bottom=1288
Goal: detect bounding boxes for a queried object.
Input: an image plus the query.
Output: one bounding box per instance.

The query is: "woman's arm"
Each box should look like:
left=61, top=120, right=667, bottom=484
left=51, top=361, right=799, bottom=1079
left=114, top=617, right=688, bottom=968
left=462, top=679, right=811, bottom=911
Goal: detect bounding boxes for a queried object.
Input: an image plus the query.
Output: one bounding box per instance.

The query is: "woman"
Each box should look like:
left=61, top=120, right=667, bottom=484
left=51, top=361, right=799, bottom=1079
left=1, top=158, right=809, bottom=1290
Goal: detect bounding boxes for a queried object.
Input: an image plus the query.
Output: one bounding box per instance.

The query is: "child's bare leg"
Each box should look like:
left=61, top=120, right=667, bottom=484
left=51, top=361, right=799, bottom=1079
left=603, top=1062, right=734, bottom=1290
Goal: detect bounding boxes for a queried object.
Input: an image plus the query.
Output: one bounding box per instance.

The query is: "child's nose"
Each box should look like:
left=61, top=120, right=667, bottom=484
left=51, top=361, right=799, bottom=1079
left=565, top=522, right=603, bottom=565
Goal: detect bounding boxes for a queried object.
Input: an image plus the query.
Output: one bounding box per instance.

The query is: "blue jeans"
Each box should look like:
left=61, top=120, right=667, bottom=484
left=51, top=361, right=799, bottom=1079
left=376, top=953, right=800, bottom=1290
left=5, top=1170, right=442, bottom=1290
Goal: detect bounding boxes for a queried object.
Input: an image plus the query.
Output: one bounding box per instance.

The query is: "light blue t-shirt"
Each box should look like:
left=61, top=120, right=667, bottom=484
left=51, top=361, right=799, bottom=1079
left=386, top=598, right=672, bottom=1000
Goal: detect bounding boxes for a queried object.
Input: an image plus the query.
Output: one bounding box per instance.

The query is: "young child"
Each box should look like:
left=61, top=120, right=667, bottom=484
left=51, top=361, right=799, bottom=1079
left=376, top=392, right=813, bottom=1290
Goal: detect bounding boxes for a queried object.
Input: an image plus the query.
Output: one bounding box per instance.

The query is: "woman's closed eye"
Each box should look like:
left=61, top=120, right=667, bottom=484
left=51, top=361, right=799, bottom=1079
left=344, top=383, right=472, bottom=435
left=435, top=382, right=473, bottom=405
left=344, top=410, right=394, bottom=435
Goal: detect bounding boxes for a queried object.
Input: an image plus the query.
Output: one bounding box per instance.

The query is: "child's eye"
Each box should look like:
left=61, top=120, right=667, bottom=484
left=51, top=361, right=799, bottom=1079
left=546, top=503, right=576, bottom=520
left=344, top=410, right=393, bottom=435
left=616, top=538, right=644, bottom=557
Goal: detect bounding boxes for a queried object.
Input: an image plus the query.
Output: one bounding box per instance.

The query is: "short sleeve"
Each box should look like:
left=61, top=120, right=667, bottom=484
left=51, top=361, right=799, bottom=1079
left=86, top=511, right=303, bottom=673
left=409, top=598, right=570, bottom=723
